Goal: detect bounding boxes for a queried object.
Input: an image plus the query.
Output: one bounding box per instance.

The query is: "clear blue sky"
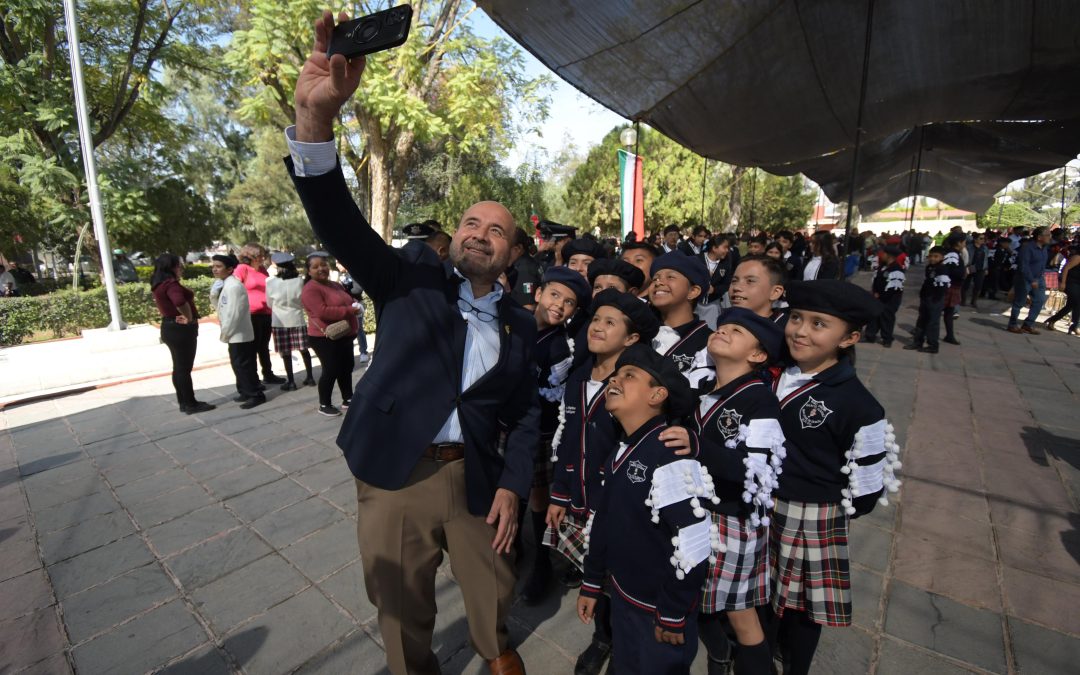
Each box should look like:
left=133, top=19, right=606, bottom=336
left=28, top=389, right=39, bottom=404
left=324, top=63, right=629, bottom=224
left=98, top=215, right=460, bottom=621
left=470, top=9, right=626, bottom=169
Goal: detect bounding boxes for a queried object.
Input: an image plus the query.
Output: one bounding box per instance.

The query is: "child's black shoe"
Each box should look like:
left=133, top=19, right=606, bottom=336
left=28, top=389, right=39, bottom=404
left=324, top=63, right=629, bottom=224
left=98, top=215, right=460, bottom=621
left=918, top=346, right=939, bottom=354
left=902, top=343, right=921, bottom=351
left=575, top=639, right=612, bottom=675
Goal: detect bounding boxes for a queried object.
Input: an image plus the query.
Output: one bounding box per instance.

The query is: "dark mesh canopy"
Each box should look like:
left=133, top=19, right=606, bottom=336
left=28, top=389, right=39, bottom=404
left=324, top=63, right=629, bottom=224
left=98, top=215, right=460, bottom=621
left=478, top=0, right=1080, bottom=213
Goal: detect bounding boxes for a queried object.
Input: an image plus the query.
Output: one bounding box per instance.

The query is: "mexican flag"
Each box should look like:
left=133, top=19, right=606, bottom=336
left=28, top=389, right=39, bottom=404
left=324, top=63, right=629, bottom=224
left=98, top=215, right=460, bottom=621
left=618, top=149, right=644, bottom=240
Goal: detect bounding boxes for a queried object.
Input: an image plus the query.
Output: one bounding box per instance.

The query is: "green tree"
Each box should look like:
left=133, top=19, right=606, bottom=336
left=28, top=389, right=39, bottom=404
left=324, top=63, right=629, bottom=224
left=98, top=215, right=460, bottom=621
left=0, top=0, right=221, bottom=261
left=740, top=170, right=816, bottom=233
left=226, top=0, right=552, bottom=241
left=227, top=127, right=315, bottom=251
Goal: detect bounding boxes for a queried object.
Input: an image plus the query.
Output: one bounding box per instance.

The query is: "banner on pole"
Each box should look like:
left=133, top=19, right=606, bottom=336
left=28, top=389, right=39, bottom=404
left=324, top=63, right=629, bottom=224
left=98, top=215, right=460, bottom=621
left=618, top=149, right=644, bottom=240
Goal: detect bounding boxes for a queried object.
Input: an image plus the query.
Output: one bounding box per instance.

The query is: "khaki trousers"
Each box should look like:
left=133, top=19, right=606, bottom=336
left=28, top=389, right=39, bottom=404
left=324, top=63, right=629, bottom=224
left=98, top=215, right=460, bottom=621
left=355, top=458, right=516, bottom=675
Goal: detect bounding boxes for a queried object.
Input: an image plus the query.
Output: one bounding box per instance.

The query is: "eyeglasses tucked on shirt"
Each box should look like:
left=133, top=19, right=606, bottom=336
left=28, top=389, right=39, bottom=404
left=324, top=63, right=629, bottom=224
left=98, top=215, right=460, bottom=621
left=457, top=297, right=497, bottom=322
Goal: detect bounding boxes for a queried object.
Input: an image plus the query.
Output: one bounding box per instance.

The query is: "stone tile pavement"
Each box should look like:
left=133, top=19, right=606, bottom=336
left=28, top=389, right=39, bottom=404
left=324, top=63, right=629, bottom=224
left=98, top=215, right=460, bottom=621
left=1, top=270, right=1078, bottom=674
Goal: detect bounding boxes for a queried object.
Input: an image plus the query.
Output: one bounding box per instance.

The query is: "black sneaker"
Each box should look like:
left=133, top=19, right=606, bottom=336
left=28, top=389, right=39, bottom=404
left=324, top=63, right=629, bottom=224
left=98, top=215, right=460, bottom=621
left=341, top=398, right=351, bottom=409
left=902, top=343, right=921, bottom=351
left=263, top=373, right=286, bottom=385
left=919, top=346, right=939, bottom=354
left=240, top=395, right=266, bottom=409
left=280, top=381, right=298, bottom=392
left=318, top=404, right=342, bottom=417
left=302, top=377, right=316, bottom=387
left=182, top=401, right=216, bottom=414
left=943, top=337, right=961, bottom=345
left=575, top=640, right=612, bottom=675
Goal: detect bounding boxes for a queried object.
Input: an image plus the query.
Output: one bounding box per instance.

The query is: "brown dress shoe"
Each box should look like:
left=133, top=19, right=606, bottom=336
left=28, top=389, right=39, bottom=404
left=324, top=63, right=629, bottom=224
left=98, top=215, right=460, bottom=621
left=1006, top=326, right=1023, bottom=334
left=488, top=649, right=525, bottom=675
left=1021, top=325, right=1041, bottom=335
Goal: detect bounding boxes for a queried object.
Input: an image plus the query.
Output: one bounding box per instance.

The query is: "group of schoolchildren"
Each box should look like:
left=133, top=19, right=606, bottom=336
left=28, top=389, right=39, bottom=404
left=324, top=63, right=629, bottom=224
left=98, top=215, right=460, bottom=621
left=516, top=231, right=901, bottom=675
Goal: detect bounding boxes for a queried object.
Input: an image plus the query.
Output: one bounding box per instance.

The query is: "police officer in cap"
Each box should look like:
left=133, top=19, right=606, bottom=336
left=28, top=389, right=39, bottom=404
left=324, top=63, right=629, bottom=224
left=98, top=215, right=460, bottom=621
left=508, top=226, right=542, bottom=309
left=535, top=220, right=577, bottom=273
left=400, top=220, right=451, bottom=266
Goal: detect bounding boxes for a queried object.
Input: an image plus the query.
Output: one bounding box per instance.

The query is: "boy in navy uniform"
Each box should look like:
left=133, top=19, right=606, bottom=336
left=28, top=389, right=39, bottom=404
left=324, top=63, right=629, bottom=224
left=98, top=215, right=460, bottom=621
left=547, top=290, right=659, bottom=673
left=563, top=237, right=609, bottom=280
left=727, top=255, right=789, bottom=325
left=578, top=344, right=721, bottom=674
left=621, top=242, right=661, bottom=300
left=863, top=245, right=905, bottom=347
left=649, top=251, right=715, bottom=393
left=941, top=234, right=966, bottom=345
left=768, top=280, right=901, bottom=675
left=904, top=246, right=950, bottom=354
left=522, top=266, right=593, bottom=602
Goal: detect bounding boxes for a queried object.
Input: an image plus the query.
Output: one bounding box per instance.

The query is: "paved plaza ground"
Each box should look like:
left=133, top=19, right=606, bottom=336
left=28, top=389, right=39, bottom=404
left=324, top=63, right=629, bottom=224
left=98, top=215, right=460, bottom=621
left=1, top=270, right=1078, bottom=674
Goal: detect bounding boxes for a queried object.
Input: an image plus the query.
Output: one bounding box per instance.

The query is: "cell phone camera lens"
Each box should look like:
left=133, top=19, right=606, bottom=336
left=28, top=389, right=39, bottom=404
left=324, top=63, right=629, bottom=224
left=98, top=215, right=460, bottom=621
left=387, top=8, right=407, bottom=23
left=353, top=19, right=380, bottom=43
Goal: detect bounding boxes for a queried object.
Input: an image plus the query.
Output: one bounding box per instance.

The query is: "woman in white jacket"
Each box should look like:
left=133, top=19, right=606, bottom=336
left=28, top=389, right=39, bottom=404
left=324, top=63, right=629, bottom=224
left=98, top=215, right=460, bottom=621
left=266, top=252, right=315, bottom=390
left=212, top=254, right=264, bottom=409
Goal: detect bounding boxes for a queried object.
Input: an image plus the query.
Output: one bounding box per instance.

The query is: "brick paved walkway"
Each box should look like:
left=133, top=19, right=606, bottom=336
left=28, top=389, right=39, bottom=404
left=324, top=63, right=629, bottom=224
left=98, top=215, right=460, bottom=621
left=1, top=270, right=1078, bottom=674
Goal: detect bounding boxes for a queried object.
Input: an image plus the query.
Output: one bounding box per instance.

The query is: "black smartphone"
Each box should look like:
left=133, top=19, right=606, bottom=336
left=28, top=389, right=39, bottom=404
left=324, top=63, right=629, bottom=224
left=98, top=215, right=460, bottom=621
left=327, top=4, right=413, bottom=59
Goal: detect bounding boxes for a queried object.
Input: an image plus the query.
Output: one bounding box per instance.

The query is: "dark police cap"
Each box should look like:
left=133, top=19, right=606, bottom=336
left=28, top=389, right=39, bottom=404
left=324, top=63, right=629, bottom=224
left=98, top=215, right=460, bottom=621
left=614, top=343, right=695, bottom=418
left=542, top=266, right=592, bottom=311
left=212, top=254, right=239, bottom=269
left=591, top=288, right=660, bottom=343
left=784, top=279, right=882, bottom=327
left=538, top=220, right=576, bottom=240
left=587, top=258, right=646, bottom=290
left=651, top=251, right=710, bottom=296
left=562, top=237, right=608, bottom=261
left=403, top=222, right=440, bottom=239
left=270, top=252, right=295, bottom=265
left=717, top=307, right=785, bottom=361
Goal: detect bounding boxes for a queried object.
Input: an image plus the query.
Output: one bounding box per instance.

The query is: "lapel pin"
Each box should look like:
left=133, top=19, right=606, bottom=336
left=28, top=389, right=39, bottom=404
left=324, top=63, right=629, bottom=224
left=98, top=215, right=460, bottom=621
left=504, top=324, right=511, bottom=334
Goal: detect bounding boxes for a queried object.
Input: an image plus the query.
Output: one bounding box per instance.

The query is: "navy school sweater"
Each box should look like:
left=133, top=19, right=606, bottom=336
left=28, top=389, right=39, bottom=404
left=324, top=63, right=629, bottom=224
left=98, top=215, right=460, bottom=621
left=549, top=360, right=620, bottom=516
left=772, top=358, right=891, bottom=515
left=535, top=325, right=574, bottom=439
left=919, top=262, right=950, bottom=303
left=694, top=372, right=786, bottom=521
left=653, top=318, right=716, bottom=396
left=582, top=417, right=711, bottom=635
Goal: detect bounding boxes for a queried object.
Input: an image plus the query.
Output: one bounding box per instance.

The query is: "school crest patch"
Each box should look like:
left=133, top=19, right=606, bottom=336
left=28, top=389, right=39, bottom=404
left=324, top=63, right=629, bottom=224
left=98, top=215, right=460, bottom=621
left=626, top=460, right=648, bottom=484
left=672, top=353, right=696, bottom=372
left=716, top=408, right=742, bottom=439
left=799, top=396, right=833, bottom=429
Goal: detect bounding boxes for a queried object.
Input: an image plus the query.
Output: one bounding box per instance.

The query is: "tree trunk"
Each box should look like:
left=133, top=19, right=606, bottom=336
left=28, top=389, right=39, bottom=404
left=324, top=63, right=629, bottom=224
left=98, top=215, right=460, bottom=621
left=727, top=166, right=747, bottom=232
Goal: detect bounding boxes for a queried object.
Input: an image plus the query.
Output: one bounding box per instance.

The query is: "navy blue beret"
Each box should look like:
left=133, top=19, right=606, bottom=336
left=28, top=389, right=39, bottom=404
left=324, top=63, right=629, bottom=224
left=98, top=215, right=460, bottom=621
left=542, top=266, right=592, bottom=311
left=784, top=279, right=882, bottom=327
left=716, top=307, right=785, bottom=361
left=651, top=251, right=710, bottom=297
left=587, top=258, right=646, bottom=290
left=562, top=238, right=608, bottom=262
left=614, top=343, right=695, bottom=419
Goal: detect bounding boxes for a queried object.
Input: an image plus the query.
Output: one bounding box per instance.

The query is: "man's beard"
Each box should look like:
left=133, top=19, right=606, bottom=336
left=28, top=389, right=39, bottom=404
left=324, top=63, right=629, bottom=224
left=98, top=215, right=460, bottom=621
left=451, top=240, right=504, bottom=281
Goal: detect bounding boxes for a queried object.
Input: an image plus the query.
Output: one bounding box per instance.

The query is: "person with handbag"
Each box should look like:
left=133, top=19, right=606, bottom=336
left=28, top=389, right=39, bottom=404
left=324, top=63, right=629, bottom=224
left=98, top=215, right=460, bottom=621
left=151, top=254, right=215, bottom=414
left=301, top=251, right=359, bottom=416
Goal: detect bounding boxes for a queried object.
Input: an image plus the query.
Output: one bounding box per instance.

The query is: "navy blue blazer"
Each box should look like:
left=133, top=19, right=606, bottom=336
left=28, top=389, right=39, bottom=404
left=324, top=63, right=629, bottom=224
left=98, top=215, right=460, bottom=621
left=287, top=160, right=541, bottom=515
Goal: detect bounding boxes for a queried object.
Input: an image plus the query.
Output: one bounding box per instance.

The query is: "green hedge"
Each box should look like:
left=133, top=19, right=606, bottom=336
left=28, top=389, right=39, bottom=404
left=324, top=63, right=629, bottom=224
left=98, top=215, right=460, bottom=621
left=134, top=264, right=213, bottom=283
left=0, top=278, right=378, bottom=347
left=0, top=278, right=216, bottom=346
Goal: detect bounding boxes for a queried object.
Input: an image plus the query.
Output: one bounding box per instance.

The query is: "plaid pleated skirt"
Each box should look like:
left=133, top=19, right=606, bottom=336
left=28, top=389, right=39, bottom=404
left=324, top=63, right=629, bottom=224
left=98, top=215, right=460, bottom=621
left=543, top=511, right=590, bottom=571
left=272, top=325, right=309, bottom=354
left=701, top=511, right=770, bottom=613
left=769, top=499, right=852, bottom=627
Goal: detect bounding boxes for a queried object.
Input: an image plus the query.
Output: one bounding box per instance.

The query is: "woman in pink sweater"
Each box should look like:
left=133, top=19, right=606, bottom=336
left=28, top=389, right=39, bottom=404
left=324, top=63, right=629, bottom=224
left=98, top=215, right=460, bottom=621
left=301, top=252, right=360, bottom=416
left=236, top=242, right=285, bottom=384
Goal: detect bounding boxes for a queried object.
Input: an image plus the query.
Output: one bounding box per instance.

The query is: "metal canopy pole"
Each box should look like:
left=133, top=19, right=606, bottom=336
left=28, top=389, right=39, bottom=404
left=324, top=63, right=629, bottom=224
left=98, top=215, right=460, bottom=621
left=1057, top=165, right=1068, bottom=230
left=700, top=157, right=708, bottom=226
left=62, top=0, right=125, bottom=330
left=842, top=0, right=877, bottom=278
left=907, top=126, right=926, bottom=229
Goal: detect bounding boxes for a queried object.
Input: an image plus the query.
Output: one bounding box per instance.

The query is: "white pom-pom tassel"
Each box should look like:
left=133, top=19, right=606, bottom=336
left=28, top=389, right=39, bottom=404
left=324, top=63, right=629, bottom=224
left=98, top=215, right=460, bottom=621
left=761, top=515, right=770, bottom=527
left=676, top=569, right=685, bottom=580
left=840, top=465, right=851, bottom=474
left=845, top=506, right=856, bottom=515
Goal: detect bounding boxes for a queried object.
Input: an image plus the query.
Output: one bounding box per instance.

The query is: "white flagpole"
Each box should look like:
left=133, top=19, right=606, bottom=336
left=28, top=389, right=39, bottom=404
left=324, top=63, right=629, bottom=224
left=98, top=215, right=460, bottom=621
left=62, top=0, right=126, bottom=330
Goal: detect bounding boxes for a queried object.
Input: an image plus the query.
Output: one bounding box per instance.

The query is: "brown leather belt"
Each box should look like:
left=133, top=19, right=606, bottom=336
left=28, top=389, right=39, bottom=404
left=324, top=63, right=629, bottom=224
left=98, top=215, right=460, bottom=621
left=423, top=443, right=465, bottom=462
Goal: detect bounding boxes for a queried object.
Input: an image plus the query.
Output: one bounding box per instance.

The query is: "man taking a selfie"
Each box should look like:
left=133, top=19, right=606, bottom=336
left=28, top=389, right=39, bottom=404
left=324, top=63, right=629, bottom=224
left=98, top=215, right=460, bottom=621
left=284, top=10, right=538, bottom=675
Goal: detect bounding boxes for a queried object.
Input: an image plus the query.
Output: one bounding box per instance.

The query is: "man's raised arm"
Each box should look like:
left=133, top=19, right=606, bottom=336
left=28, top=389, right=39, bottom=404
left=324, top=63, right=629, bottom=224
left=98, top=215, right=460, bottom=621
left=285, top=10, right=400, bottom=302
